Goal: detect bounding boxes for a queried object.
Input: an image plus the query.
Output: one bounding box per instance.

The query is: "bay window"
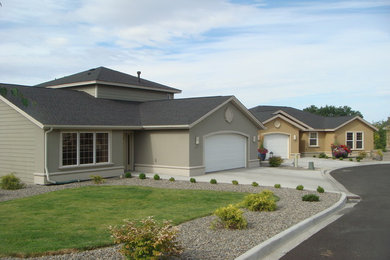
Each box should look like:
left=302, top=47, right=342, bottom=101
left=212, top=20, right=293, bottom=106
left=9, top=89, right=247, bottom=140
left=61, top=132, right=110, bottom=167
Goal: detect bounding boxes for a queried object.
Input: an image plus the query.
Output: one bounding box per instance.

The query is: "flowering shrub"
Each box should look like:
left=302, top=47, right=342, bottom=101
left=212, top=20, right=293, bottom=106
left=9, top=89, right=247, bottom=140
left=331, top=144, right=351, bottom=158
left=109, top=216, right=182, bottom=259
left=257, top=147, right=268, bottom=155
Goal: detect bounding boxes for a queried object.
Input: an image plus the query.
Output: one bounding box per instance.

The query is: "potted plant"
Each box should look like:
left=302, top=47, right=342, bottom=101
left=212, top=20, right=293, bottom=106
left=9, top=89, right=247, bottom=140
left=258, top=145, right=268, bottom=161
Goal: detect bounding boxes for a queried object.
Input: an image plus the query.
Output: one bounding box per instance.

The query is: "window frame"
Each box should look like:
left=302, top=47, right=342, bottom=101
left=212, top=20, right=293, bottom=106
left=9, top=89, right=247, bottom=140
left=308, top=132, right=319, bottom=147
left=346, top=131, right=354, bottom=149
left=345, top=131, right=364, bottom=150
left=355, top=131, right=364, bottom=150
left=60, top=131, right=111, bottom=168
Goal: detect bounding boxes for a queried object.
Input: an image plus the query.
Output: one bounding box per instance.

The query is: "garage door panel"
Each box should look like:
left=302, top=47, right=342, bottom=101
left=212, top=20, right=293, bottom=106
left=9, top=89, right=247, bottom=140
left=205, top=134, right=246, bottom=172
left=263, top=134, right=289, bottom=159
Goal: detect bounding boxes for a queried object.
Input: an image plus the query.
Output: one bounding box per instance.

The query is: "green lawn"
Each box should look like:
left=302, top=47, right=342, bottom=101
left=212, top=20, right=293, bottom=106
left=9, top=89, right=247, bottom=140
left=0, top=185, right=246, bottom=257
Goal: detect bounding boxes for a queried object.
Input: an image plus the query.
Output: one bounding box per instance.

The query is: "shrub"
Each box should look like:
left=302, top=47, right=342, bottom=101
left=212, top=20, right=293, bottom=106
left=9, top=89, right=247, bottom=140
left=325, top=155, right=329, bottom=159
left=358, top=151, right=367, bottom=159
left=332, top=156, right=336, bottom=160
left=0, top=173, right=25, bottom=190
left=302, top=194, right=320, bottom=202
left=139, top=173, right=146, bottom=179
left=124, top=172, right=132, bottom=178
left=212, top=204, right=247, bottom=230
left=274, top=184, right=281, bottom=188
left=109, top=216, right=182, bottom=259
left=232, top=180, right=239, bottom=185
left=269, top=156, right=283, bottom=167
left=319, top=152, right=327, bottom=158
left=190, top=177, right=196, bottom=183
left=169, top=177, right=175, bottom=182
left=317, top=186, right=325, bottom=193
left=313, top=155, right=316, bottom=158
left=252, top=181, right=259, bottom=187
left=153, top=174, right=160, bottom=180
left=331, top=144, right=351, bottom=158
left=349, top=158, right=353, bottom=161
left=356, top=158, right=361, bottom=162
left=296, top=185, right=304, bottom=191
left=210, top=179, right=217, bottom=184
left=90, top=175, right=104, bottom=184
left=339, top=157, right=344, bottom=160
left=242, top=190, right=277, bottom=212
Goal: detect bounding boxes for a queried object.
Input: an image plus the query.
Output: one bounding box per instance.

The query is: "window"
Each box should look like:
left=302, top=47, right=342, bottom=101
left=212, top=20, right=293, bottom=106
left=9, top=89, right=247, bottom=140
left=61, top=132, right=110, bottom=167
left=309, top=132, right=318, bottom=147
left=346, top=132, right=364, bottom=150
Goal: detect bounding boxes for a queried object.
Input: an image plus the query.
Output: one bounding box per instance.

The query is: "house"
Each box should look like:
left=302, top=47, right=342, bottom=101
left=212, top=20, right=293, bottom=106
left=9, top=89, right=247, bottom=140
left=0, top=67, right=264, bottom=184
left=249, top=105, right=377, bottom=159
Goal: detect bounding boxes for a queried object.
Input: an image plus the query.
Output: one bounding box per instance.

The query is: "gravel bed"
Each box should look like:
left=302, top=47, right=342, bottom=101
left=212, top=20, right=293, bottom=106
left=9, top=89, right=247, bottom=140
left=0, top=177, right=340, bottom=260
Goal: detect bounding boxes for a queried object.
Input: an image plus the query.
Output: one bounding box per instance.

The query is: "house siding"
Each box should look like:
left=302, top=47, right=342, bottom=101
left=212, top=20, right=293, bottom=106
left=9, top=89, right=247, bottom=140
left=0, top=100, right=44, bottom=184
left=134, top=130, right=190, bottom=175
left=334, top=119, right=374, bottom=154
left=189, top=102, right=259, bottom=173
left=300, top=131, right=332, bottom=155
left=97, top=85, right=169, bottom=102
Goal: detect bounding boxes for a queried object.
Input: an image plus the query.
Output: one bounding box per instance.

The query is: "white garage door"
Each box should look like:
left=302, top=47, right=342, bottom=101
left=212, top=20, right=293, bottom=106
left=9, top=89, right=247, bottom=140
left=204, top=134, right=246, bottom=172
left=263, top=134, right=289, bottom=159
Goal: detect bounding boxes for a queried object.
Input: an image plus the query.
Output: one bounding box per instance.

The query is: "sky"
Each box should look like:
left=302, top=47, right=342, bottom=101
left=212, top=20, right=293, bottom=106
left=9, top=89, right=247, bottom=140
left=0, top=0, right=389, bottom=122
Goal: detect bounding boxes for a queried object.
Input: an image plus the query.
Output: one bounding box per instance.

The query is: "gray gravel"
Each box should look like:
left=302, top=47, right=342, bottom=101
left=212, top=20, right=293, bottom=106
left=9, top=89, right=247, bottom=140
left=0, top=177, right=340, bottom=260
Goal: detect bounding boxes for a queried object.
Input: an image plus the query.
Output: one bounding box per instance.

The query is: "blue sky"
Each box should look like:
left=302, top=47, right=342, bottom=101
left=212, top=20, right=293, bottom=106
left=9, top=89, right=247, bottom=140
left=0, top=0, right=389, bottom=122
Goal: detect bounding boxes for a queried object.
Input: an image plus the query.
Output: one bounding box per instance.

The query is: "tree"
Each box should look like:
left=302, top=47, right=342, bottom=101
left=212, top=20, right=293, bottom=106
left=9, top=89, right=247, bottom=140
left=373, top=118, right=389, bottom=150
left=303, top=105, right=363, bottom=118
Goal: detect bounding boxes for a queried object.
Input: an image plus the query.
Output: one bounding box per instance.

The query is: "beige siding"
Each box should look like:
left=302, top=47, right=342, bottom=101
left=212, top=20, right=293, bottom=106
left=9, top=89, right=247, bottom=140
left=0, top=100, right=44, bottom=183
left=260, top=118, right=300, bottom=158
left=68, top=86, right=97, bottom=97
left=300, top=132, right=332, bottom=155
left=97, top=85, right=169, bottom=102
left=189, top=102, right=259, bottom=169
left=334, top=119, right=375, bottom=153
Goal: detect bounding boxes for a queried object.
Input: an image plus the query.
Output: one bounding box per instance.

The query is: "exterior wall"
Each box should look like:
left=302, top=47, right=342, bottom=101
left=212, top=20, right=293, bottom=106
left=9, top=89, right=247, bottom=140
left=68, top=85, right=97, bottom=97
left=134, top=130, right=190, bottom=176
left=334, top=119, right=375, bottom=154
left=0, top=100, right=44, bottom=184
left=189, top=102, right=260, bottom=174
left=97, top=85, right=170, bottom=102
left=34, top=129, right=125, bottom=184
left=385, top=126, right=390, bottom=150
left=259, top=118, right=300, bottom=158
left=300, top=132, right=334, bottom=156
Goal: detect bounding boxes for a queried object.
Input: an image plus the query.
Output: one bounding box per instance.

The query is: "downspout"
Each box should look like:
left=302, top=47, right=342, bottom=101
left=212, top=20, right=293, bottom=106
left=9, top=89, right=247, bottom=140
left=44, top=127, right=56, bottom=184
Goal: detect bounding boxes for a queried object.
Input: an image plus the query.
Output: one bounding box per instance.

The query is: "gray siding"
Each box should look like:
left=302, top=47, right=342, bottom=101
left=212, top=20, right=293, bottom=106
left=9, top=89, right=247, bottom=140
left=97, top=85, right=170, bottom=102
left=0, top=100, right=44, bottom=183
left=189, top=102, right=259, bottom=167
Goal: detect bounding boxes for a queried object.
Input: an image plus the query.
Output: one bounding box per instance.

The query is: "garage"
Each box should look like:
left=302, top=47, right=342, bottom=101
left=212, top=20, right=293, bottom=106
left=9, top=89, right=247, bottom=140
left=263, top=134, right=289, bottom=159
left=204, top=134, right=247, bottom=172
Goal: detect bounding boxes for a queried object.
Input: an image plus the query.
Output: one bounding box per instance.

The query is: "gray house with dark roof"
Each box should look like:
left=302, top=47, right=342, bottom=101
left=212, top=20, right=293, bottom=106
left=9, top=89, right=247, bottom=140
left=250, top=105, right=377, bottom=159
left=0, top=67, right=264, bottom=184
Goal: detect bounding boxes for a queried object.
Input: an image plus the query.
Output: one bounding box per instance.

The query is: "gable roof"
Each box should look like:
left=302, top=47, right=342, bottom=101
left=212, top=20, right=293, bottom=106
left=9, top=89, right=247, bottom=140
left=0, top=84, right=263, bottom=130
left=35, top=66, right=181, bottom=94
left=250, top=105, right=377, bottom=131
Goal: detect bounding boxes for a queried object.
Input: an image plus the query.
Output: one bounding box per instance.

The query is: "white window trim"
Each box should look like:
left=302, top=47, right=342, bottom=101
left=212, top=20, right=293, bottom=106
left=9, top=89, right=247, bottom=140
left=60, top=131, right=112, bottom=168
left=308, top=132, right=319, bottom=147
left=345, top=131, right=364, bottom=150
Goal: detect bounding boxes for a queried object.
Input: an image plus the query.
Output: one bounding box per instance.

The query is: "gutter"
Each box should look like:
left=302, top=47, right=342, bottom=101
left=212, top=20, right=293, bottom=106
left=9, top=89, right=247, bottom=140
left=44, top=127, right=56, bottom=184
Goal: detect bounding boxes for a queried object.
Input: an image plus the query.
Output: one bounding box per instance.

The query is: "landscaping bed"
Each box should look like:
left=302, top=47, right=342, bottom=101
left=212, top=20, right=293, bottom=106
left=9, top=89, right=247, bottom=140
left=0, top=177, right=341, bottom=260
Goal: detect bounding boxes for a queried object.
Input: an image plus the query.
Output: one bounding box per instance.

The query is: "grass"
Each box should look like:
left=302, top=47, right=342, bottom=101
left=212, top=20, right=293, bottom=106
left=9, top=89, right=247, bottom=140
left=0, top=185, right=246, bottom=257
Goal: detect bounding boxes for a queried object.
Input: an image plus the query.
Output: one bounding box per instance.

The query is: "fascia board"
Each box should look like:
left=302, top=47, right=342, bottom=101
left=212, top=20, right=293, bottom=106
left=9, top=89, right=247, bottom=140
left=44, top=125, right=144, bottom=130
left=273, top=110, right=313, bottom=129
left=333, top=116, right=379, bottom=132
left=0, top=95, right=44, bottom=129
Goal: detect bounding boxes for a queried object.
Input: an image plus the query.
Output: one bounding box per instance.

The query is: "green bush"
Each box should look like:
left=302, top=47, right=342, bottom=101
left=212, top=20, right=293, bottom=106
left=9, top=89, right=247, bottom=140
left=296, top=185, right=304, bottom=191
left=339, top=157, right=344, bottom=160
left=169, top=177, right=175, bottom=182
left=302, top=194, right=320, bottom=202
left=317, top=186, right=325, bottom=193
left=212, top=204, right=247, bottom=230
left=274, top=184, right=281, bottom=188
left=356, top=158, right=361, bottom=162
left=349, top=158, right=353, bottom=161
left=242, top=190, right=277, bottom=212
left=319, top=152, right=326, bottom=158
left=332, top=156, right=336, bottom=160
left=109, top=216, right=182, bottom=259
left=139, top=173, right=146, bottom=179
left=210, top=179, right=217, bottom=184
left=190, top=178, right=196, bottom=183
left=153, top=174, right=160, bottom=180
left=269, top=156, right=283, bottom=167
left=358, top=151, right=367, bottom=159
left=0, top=173, right=25, bottom=190
left=90, top=175, right=104, bottom=184
left=252, top=181, right=259, bottom=187
left=124, top=172, right=132, bottom=178
left=232, top=180, right=239, bottom=185
left=313, top=155, right=316, bottom=158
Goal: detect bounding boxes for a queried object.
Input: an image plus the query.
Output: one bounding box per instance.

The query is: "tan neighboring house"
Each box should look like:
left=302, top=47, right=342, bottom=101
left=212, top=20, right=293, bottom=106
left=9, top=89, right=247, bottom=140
left=250, top=106, right=377, bottom=159
left=0, top=67, right=264, bottom=184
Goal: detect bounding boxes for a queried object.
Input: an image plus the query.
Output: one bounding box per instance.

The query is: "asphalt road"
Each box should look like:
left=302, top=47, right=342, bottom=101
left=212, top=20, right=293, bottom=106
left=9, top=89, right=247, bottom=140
left=281, top=164, right=390, bottom=260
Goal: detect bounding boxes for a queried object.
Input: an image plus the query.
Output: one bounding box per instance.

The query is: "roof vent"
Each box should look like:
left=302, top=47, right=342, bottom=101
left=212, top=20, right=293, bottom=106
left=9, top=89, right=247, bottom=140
left=137, top=71, right=141, bottom=83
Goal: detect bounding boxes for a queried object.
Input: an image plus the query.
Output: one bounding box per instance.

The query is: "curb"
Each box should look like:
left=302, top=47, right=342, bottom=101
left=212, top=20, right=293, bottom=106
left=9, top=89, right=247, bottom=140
left=322, top=169, right=361, bottom=200
left=235, top=192, right=347, bottom=260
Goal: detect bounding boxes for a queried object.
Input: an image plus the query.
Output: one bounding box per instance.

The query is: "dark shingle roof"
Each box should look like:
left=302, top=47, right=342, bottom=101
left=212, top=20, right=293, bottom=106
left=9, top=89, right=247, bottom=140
left=250, top=105, right=355, bottom=129
left=0, top=84, right=231, bottom=128
left=35, top=67, right=181, bottom=94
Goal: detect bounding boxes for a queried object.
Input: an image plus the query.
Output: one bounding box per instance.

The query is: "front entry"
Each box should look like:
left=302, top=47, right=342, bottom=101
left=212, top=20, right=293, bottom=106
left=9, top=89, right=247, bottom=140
left=124, top=132, right=134, bottom=171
